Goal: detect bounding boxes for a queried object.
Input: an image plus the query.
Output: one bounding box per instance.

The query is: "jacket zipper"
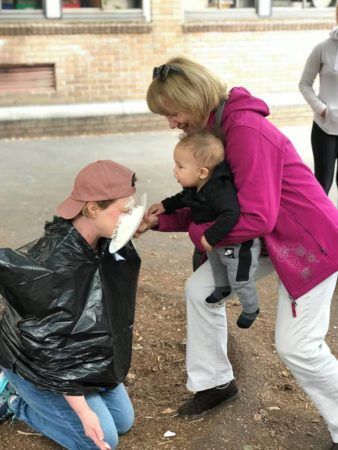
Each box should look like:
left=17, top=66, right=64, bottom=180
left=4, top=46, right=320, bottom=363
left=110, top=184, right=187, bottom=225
left=280, top=205, right=328, bottom=318
left=289, top=295, right=297, bottom=318
left=282, top=204, right=328, bottom=256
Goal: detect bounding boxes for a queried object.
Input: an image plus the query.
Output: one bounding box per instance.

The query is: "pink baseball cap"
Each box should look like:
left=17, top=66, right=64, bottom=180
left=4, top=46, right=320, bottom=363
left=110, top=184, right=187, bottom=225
left=57, top=160, right=136, bottom=220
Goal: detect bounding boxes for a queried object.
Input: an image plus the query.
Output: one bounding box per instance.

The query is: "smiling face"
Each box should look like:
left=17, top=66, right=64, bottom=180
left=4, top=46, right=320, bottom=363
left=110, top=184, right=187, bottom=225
left=173, top=144, right=207, bottom=189
left=165, top=111, right=208, bottom=135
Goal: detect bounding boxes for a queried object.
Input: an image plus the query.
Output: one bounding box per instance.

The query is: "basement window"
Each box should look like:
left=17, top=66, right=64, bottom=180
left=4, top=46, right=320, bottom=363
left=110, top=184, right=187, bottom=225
left=0, top=64, right=56, bottom=94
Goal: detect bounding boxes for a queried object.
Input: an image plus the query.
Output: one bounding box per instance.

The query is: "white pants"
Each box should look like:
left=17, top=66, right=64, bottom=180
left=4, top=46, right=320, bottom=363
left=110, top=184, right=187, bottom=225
left=185, top=258, right=338, bottom=441
left=275, top=273, right=338, bottom=442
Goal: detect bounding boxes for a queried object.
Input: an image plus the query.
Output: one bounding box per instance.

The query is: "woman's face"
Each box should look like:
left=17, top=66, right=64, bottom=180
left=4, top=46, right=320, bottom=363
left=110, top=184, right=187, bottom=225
left=165, top=111, right=207, bottom=135
left=94, top=196, right=134, bottom=239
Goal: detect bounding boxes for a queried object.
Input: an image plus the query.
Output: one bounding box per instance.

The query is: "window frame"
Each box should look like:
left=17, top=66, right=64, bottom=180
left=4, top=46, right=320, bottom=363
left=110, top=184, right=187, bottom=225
left=184, top=4, right=336, bottom=20
left=0, top=0, right=151, bottom=21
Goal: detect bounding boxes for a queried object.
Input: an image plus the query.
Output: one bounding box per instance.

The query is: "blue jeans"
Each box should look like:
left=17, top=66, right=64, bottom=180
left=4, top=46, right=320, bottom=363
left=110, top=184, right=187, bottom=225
left=2, top=369, right=134, bottom=450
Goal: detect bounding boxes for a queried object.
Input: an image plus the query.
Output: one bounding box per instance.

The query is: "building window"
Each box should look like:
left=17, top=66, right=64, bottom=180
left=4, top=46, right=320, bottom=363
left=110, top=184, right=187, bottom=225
left=184, top=0, right=335, bottom=8
left=0, top=64, right=56, bottom=93
left=0, top=0, right=148, bottom=18
left=1, top=0, right=42, bottom=9
left=62, top=1, right=142, bottom=9
left=0, top=0, right=141, bottom=9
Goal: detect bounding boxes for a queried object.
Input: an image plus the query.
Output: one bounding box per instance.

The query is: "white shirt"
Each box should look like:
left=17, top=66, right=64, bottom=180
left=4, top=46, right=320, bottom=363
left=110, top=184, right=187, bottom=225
left=299, top=26, right=338, bottom=135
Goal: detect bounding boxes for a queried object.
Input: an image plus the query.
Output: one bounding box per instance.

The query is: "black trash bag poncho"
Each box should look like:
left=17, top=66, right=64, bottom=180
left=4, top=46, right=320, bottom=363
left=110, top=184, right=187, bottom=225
left=0, top=216, right=141, bottom=395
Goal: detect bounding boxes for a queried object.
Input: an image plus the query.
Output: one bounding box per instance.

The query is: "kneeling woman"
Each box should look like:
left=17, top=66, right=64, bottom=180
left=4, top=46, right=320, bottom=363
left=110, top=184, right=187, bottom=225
left=0, top=160, right=141, bottom=450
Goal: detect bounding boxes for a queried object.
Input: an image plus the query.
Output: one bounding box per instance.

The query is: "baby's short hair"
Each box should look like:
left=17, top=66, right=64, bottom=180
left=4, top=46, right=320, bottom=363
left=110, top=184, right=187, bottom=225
left=178, top=131, right=224, bottom=170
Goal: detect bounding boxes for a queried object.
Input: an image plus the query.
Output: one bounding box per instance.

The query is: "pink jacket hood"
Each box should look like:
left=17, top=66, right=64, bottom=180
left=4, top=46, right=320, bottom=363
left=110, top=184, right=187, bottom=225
left=209, top=87, right=270, bottom=123
left=158, top=87, right=338, bottom=300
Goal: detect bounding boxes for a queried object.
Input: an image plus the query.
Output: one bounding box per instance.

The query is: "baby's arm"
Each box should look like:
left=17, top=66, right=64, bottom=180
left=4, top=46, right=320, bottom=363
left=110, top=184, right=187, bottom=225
left=147, top=191, right=186, bottom=217
left=201, top=180, right=240, bottom=249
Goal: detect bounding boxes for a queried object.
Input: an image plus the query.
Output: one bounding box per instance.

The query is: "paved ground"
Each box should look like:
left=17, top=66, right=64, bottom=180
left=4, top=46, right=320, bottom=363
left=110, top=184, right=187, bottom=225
left=0, top=125, right=336, bottom=249
left=0, top=126, right=337, bottom=450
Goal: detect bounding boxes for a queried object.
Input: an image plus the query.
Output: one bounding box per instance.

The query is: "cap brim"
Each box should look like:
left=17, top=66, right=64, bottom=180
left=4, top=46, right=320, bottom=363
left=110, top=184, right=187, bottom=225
left=56, top=197, right=86, bottom=220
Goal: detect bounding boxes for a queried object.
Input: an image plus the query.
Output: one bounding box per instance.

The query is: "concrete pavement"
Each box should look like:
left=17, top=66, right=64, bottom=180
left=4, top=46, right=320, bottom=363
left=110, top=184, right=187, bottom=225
left=0, top=125, right=337, bottom=250
left=0, top=126, right=337, bottom=450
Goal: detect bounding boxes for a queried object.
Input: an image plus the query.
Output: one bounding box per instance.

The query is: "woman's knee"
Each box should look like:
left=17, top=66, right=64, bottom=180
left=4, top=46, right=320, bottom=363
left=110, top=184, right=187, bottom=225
left=116, top=406, right=134, bottom=435
left=275, top=337, right=292, bottom=362
left=184, top=275, right=195, bottom=302
left=103, top=431, right=119, bottom=450
left=275, top=336, right=310, bottom=365
left=185, top=272, right=206, bottom=304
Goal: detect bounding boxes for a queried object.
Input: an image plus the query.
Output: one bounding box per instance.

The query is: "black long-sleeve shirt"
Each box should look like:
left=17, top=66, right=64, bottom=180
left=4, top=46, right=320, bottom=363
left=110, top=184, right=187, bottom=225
left=162, top=161, right=240, bottom=246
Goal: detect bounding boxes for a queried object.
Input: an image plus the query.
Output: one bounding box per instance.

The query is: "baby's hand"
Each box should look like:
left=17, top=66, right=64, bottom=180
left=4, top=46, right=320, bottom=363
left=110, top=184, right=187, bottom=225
left=134, top=214, right=158, bottom=237
left=200, top=235, right=213, bottom=252
left=147, top=202, right=165, bottom=217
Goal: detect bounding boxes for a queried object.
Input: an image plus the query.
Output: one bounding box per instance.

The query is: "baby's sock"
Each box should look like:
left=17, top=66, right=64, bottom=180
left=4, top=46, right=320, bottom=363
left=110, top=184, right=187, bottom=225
left=206, top=286, right=231, bottom=304
left=237, top=308, right=259, bottom=329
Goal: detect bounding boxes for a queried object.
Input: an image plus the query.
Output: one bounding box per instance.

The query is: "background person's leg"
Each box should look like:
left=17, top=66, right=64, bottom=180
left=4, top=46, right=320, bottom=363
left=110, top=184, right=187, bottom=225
left=3, top=370, right=119, bottom=450
left=311, top=122, right=337, bottom=194
left=275, top=272, right=338, bottom=443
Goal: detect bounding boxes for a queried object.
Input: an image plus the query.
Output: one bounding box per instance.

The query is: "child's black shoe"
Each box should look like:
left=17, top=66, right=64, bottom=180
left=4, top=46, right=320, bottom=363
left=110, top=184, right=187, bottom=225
left=206, top=286, right=231, bottom=304
left=237, top=308, right=259, bottom=329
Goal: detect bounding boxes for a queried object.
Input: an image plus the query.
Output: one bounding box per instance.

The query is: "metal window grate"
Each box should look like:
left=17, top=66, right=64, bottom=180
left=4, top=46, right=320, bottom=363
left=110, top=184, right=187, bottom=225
left=0, top=64, right=56, bottom=93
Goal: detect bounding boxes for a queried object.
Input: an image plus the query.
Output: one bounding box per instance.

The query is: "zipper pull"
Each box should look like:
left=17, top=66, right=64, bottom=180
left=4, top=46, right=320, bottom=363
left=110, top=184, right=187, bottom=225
left=289, top=295, right=297, bottom=318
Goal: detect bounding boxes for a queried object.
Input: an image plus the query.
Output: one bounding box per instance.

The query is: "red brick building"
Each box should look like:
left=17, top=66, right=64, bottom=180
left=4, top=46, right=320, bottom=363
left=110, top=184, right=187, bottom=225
left=0, top=0, right=336, bottom=138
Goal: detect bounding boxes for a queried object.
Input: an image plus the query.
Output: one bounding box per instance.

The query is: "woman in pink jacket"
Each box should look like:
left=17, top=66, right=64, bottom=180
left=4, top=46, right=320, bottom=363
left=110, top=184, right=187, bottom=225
left=142, top=57, right=338, bottom=449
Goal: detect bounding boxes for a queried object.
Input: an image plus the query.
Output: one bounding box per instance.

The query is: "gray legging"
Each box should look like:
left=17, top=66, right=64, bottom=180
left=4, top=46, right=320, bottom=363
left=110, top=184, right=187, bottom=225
left=207, top=238, right=261, bottom=314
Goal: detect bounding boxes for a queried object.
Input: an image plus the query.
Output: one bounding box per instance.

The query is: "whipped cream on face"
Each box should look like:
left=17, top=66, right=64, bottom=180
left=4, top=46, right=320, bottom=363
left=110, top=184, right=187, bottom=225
left=109, top=194, right=147, bottom=253
left=111, top=197, right=135, bottom=239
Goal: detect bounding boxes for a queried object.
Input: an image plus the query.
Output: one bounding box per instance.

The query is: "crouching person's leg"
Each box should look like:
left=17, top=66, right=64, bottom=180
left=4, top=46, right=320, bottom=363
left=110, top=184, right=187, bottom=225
left=100, top=383, right=134, bottom=435
left=275, top=273, right=338, bottom=444
left=2, top=369, right=127, bottom=450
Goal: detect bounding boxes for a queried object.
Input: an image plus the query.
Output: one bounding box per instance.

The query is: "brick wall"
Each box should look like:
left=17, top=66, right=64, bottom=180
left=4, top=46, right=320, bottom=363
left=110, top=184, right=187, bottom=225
left=0, top=0, right=336, bottom=137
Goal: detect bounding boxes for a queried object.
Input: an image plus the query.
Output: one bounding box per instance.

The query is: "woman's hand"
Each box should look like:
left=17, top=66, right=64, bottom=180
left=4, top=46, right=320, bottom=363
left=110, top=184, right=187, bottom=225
left=78, top=408, right=111, bottom=450
left=200, top=235, right=213, bottom=252
left=64, top=395, right=111, bottom=450
left=147, top=202, right=165, bottom=216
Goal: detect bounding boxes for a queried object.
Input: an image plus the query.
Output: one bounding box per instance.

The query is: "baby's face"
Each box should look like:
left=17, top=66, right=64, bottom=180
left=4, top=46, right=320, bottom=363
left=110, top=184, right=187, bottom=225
left=173, top=144, right=203, bottom=188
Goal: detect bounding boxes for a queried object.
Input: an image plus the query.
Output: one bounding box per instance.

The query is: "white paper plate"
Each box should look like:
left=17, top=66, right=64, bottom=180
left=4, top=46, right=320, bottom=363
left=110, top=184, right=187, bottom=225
left=109, top=193, right=147, bottom=254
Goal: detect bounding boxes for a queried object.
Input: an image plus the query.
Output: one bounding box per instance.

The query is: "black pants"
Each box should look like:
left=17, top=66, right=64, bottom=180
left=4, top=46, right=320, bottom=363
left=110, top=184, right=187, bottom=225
left=311, top=121, right=338, bottom=194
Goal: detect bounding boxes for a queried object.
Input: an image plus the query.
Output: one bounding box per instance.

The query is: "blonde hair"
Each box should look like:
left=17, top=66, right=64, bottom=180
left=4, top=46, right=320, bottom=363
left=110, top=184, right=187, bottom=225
left=177, top=131, right=224, bottom=170
left=147, top=57, right=227, bottom=125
